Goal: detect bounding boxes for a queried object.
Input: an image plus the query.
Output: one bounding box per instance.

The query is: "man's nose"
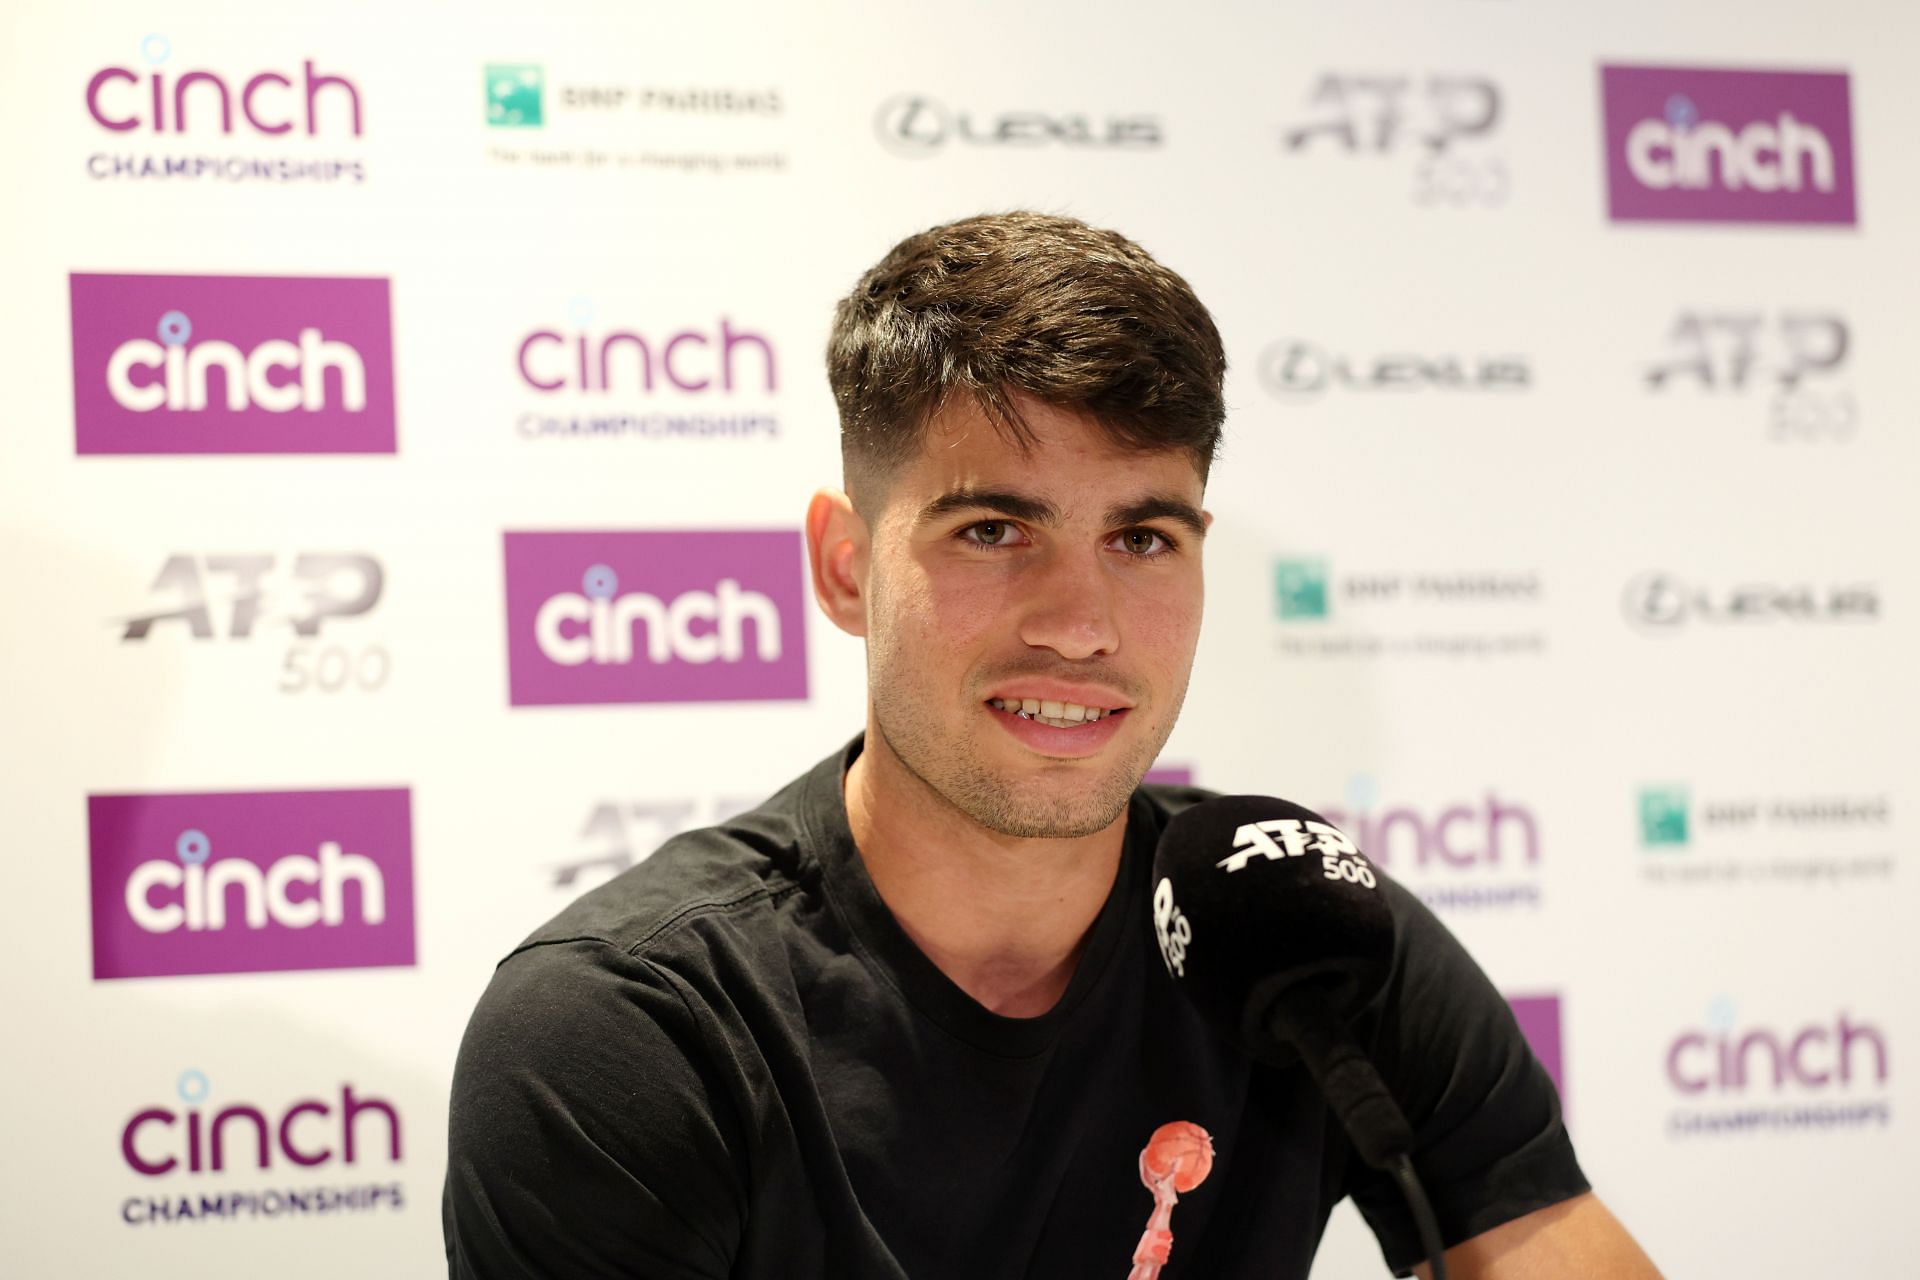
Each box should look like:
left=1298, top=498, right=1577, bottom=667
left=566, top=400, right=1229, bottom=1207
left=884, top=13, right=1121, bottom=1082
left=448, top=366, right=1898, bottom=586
left=1016, top=550, right=1120, bottom=660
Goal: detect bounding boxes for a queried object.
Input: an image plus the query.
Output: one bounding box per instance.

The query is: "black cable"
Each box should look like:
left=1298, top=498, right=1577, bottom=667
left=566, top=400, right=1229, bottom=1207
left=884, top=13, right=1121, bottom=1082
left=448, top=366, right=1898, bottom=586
left=1387, top=1153, right=1448, bottom=1280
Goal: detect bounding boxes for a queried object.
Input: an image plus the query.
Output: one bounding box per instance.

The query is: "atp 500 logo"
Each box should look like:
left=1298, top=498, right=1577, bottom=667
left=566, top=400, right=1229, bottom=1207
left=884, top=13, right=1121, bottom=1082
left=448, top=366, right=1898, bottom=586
left=1281, top=73, right=1507, bottom=206
left=503, top=530, right=807, bottom=706
left=70, top=273, right=395, bottom=455
left=1216, top=818, right=1375, bottom=887
left=1645, top=311, right=1855, bottom=442
left=88, top=789, right=415, bottom=980
left=118, top=552, right=390, bottom=694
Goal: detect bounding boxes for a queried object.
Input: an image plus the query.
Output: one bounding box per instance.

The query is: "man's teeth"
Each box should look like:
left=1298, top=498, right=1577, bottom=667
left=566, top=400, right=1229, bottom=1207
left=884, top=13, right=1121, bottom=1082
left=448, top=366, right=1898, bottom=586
left=988, top=697, right=1112, bottom=727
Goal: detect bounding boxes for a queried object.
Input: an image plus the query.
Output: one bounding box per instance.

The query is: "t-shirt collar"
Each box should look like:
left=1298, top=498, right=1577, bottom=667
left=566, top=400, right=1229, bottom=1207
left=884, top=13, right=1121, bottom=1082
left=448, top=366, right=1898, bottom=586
left=796, top=733, right=1153, bottom=1059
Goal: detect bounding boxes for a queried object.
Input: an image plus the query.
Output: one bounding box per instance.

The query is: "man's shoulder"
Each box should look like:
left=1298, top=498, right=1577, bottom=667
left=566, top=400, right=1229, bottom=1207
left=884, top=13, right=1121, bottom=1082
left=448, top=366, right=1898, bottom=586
left=511, top=770, right=819, bottom=964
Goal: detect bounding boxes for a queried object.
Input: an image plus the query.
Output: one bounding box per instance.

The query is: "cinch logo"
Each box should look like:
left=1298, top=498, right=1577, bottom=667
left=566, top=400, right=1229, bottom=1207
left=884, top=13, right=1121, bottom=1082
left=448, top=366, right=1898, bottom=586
left=1600, top=65, right=1856, bottom=225
left=89, top=789, right=414, bottom=980
left=1640, top=787, right=1690, bottom=847
left=485, top=64, right=544, bottom=127
left=70, top=273, right=395, bottom=455
left=516, top=320, right=776, bottom=394
left=1274, top=560, right=1331, bottom=620
left=1319, top=791, right=1540, bottom=872
left=504, top=531, right=807, bottom=706
left=87, top=40, right=363, bottom=137
left=121, top=1070, right=401, bottom=1177
left=1506, top=994, right=1565, bottom=1098
left=1667, top=1009, right=1888, bottom=1094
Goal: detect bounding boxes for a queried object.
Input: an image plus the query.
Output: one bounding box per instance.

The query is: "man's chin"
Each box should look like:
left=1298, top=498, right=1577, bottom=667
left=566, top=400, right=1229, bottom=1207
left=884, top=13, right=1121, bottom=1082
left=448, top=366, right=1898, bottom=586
left=955, top=768, right=1139, bottom=840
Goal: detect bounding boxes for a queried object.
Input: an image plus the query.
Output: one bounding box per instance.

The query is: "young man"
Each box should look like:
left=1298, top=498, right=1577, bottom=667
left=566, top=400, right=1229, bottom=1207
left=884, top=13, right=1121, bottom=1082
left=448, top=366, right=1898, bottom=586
left=445, top=212, right=1662, bottom=1278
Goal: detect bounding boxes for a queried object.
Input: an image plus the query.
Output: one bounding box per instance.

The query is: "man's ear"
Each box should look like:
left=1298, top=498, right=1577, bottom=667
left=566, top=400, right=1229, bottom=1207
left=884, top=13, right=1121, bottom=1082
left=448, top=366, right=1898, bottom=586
left=806, top=488, right=869, bottom=638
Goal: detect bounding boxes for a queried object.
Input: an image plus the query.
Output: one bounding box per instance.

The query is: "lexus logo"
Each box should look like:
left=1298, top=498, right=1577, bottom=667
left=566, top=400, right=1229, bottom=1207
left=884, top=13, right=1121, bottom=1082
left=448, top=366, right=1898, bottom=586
left=1623, top=573, right=1879, bottom=632
left=875, top=94, right=951, bottom=155
left=1259, top=340, right=1531, bottom=398
left=1623, top=574, right=1689, bottom=630
left=873, top=94, right=1163, bottom=157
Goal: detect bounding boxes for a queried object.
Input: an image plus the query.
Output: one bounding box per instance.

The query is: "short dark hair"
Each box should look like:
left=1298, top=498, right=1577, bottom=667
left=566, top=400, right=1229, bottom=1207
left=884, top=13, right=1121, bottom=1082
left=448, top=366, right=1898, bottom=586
left=826, top=212, right=1226, bottom=499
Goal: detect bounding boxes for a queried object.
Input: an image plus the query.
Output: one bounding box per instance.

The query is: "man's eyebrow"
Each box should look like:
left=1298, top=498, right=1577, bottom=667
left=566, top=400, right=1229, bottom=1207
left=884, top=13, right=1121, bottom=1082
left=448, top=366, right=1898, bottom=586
left=916, top=488, right=1062, bottom=527
left=1108, top=496, right=1208, bottom=541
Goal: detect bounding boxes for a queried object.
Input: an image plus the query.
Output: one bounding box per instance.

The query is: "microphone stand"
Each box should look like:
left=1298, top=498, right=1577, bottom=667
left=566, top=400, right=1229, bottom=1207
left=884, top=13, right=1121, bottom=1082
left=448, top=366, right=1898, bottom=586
left=1264, top=982, right=1451, bottom=1280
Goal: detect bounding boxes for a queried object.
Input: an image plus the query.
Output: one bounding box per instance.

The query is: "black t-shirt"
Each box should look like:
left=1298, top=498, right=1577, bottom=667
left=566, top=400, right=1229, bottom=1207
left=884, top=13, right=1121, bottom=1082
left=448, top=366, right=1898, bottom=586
left=444, top=739, right=1587, bottom=1279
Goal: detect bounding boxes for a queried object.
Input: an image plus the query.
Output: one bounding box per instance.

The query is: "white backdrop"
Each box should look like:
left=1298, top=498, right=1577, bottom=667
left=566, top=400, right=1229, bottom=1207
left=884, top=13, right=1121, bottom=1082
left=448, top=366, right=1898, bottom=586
left=2, top=1, right=1915, bottom=1275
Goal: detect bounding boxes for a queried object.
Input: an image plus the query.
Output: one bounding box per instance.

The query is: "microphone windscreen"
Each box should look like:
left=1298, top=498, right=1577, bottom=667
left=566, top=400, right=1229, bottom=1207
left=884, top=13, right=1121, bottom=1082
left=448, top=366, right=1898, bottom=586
left=1150, top=795, right=1395, bottom=1054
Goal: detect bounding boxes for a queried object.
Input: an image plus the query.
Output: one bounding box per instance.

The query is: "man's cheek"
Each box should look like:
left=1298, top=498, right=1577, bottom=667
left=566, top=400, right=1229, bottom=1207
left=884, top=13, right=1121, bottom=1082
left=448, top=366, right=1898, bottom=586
left=921, top=578, right=1007, bottom=644
left=1125, top=591, right=1203, bottom=660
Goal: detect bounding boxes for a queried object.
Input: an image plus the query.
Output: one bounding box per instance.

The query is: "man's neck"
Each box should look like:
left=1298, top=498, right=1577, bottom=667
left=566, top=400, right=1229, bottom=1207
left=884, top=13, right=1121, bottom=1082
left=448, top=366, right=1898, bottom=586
left=843, top=729, right=1128, bottom=1019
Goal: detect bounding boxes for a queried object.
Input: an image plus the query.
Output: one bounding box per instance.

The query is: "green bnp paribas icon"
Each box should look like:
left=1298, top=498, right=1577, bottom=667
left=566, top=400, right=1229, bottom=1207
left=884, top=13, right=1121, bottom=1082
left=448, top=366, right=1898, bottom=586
left=1274, top=558, right=1330, bottom=620
left=486, top=64, right=545, bottom=127
left=1639, top=786, right=1690, bottom=848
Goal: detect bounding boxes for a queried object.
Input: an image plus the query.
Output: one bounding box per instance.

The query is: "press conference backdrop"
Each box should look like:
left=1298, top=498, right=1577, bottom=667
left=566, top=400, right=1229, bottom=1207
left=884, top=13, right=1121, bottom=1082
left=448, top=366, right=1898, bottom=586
left=2, top=0, right=1914, bottom=1275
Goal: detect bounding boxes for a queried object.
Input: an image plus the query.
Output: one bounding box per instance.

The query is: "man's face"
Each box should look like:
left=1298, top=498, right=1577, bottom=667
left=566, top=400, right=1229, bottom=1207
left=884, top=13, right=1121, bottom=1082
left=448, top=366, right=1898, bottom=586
left=859, top=394, right=1209, bottom=839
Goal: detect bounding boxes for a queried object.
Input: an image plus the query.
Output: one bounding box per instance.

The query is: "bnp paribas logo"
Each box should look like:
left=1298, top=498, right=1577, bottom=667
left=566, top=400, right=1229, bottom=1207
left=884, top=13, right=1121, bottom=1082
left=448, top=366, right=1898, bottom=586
left=1274, top=559, right=1330, bottom=620
left=486, top=64, right=544, bottom=127
left=1640, top=786, right=1690, bottom=848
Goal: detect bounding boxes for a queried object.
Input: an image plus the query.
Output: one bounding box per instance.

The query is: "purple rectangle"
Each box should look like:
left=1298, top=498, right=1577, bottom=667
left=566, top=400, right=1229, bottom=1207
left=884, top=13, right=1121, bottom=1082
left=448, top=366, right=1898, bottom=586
left=1507, top=993, right=1566, bottom=1099
left=70, top=273, right=397, bottom=454
left=89, top=789, right=415, bottom=980
left=1600, top=65, right=1855, bottom=225
left=504, top=530, right=809, bottom=706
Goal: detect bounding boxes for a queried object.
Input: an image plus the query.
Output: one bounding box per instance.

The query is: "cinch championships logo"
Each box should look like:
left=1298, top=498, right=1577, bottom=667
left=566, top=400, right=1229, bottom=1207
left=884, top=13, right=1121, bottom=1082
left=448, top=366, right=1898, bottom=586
left=513, top=306, right=780, bottom=441
left=1665, top=1002, right=1891, bottom=1138
left=1319, top=777, right=1544, bottom=911
left=70, top=274, right=395, bottom=455
left=88, top=789, right=415, bottom=980
left=503, top=530, right=807, bottom=706
left=118, top=1069, right=404, bottom=1227
left=1600, top=65, right=1856, bottom=225
left=83, top=37, right=365, bottom=183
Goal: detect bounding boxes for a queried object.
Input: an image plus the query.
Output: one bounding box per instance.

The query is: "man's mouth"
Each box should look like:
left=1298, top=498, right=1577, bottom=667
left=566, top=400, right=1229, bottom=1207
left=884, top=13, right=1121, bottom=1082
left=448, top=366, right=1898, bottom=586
left=987, top=697, right=1125, bottom=729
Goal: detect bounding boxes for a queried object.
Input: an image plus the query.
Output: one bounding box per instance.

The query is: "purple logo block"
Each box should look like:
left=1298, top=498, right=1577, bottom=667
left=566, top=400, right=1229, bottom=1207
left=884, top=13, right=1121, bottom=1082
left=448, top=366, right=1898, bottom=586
left=1600, top=65, right=1856, bottom=225
left=504, top=530, right=809, bottom=707
left=1508, top=993, right=1566, bottom=1097
left=89, top=789, right=415, bottom=980
left=70, top=273, right=396, bottom=455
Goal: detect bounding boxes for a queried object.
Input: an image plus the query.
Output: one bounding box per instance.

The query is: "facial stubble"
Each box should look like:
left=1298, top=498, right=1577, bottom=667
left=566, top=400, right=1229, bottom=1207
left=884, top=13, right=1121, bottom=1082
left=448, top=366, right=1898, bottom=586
left=865, top=568, right=1188, bottom=840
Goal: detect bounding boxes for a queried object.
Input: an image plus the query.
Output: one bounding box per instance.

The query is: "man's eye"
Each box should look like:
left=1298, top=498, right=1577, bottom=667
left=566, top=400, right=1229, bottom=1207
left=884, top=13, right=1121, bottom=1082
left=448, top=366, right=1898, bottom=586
left=1119, top=529, right=1171, bottom=556
left=965, top=521, right=1014, bottom=546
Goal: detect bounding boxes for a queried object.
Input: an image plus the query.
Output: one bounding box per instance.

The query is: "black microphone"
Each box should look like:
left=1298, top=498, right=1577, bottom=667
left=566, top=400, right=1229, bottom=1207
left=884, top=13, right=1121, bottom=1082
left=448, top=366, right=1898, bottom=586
left=1151, top=794, right=1451, bottom=1278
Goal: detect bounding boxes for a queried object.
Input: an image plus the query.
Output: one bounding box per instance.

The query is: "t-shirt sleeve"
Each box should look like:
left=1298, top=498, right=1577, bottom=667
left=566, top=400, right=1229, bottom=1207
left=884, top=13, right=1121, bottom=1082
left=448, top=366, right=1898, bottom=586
left=1343, top=880, right=1590, bottom=1277
left=443, top=937, right=746, bottom=1279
